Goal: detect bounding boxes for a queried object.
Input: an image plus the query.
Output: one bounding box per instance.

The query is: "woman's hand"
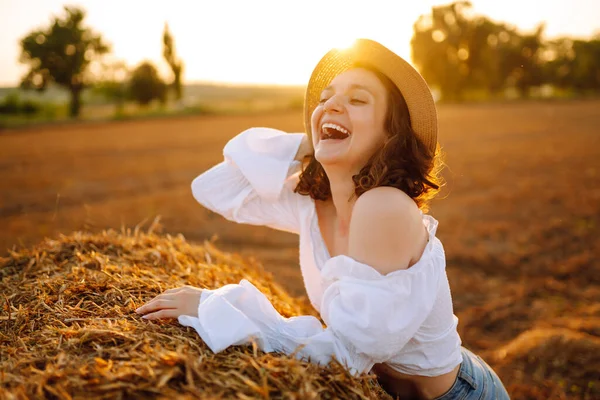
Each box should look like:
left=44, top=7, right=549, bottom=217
left=294, top=134, right=313, bottom=162
left=135, top=285, right=204, bottom=320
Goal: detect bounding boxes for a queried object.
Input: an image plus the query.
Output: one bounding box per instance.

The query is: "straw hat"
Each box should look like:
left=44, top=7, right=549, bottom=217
left=304, top=38, right=438, bottom=154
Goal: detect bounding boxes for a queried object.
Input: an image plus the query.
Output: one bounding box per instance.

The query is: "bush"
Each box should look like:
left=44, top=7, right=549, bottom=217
left=129, top=62, right=168, bottom=106
left=0, top=92, right=42, bottom=116
left=0, top=93, right=21, bottom=114
left=21, top=100, right=41, bottom=116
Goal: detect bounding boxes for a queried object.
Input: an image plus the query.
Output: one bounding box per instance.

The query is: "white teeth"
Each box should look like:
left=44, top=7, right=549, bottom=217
left=321, top=123, right=349, bottom=135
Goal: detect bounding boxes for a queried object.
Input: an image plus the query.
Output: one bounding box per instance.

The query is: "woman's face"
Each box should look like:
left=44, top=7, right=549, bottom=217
left=310, top=67, right=388, bottom=172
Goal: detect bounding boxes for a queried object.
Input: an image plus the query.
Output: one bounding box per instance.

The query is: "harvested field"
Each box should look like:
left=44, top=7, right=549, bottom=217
left=1, top=100, right=600, bottom=399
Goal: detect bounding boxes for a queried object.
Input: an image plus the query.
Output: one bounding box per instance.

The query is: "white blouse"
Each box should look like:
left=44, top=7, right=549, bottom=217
left=178, top=127, right=463, bottom=377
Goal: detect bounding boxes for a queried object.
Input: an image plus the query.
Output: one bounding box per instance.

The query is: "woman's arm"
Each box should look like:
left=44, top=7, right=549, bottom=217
left=139, top=253, right=445, bottom=376
left=174, top=254, right=443, bottom=376
left=191, top=127, right=309, bottom=234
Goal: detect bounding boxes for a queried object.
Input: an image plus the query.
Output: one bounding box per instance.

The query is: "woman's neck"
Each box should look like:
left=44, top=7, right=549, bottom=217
left=323, top=166, right=358, bottom=235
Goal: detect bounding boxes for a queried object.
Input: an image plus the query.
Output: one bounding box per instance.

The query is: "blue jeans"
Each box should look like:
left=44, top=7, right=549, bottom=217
left=434, top=346, right=510, bottom=399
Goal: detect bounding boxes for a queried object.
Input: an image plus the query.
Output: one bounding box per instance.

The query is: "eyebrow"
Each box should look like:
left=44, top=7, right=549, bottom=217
left=321, top=83, right=374, bottom=95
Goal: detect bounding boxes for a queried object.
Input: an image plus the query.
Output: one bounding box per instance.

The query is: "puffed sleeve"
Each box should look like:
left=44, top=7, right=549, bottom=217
left=191, top=127, right=307, bottom=234
left=317, top=252, right=443, bottom=364
left=178, top=221, right=446, bottom=375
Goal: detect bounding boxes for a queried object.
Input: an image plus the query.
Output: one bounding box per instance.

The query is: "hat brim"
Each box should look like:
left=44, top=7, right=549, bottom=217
left=304, top=38, right=437, bottom=153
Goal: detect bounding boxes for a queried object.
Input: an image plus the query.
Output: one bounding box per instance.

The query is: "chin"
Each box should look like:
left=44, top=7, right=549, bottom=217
left=314, top=139, right=353, bottom=165
left=314, top=148, right=345, bottom=166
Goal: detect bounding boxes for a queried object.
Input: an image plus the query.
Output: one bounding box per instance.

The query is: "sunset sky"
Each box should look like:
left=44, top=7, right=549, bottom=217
left=0, top=0, right=598, bottom=87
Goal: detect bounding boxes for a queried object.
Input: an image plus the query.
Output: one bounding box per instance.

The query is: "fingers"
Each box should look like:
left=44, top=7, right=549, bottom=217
left=135, top=298, right=175, bottom=315
left=143, top=287, right=184, bottom=305
left=135, top=286, right=202, bottom=320
left=141, top=308, right=182, bottom=320
left=136, top=290, right=177, bottom=313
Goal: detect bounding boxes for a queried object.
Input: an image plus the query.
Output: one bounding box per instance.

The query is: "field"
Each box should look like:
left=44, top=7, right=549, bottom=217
left=1, top=100, right=599, bottom=398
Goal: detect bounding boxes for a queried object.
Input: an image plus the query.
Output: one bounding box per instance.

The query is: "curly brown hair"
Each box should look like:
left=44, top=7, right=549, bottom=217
left=293, top=63, right=445, bottom=212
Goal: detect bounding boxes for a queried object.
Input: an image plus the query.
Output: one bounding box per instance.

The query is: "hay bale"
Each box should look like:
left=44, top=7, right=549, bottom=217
left=0, top=229, right=391, bottom=399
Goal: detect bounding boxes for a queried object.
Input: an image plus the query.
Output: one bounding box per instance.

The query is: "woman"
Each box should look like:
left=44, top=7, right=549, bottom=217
left=135, top=39, right=510, bottom=400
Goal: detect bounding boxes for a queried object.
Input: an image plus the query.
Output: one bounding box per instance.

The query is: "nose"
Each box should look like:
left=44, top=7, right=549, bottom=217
left=323, top=95, right=344, bottom=114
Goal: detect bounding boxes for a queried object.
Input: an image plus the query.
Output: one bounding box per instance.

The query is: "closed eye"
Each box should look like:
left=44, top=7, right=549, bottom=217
left=319, top=97, right=367, bottom=105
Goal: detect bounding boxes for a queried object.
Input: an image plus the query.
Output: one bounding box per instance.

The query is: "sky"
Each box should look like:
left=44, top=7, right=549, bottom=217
left=0, top=0, right=599, bottom=87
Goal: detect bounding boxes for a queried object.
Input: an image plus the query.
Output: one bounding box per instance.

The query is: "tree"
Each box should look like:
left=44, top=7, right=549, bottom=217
left=497, top=24, right=545, bottom=97
left=129, top=62, right=167, bottom=106
left=19, top=6, right=110, bottom=117
left=461, top=17, right=507, bottom=95
left=411, top=1, right=548, bottom=100
left=544, top=38, right=600, bottom=93
left=411, top=1, right=475, bottom=101
left=163, top=23, right=184, bottom=101
left=92, top=60, right=129, bottom=116
left=568, top=39, right=600, bottom=92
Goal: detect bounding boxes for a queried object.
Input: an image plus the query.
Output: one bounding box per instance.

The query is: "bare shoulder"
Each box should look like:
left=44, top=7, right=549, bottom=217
left=354, top=186, right=416, bottom=209
left=352, top=187, right=421, bottom=226
left=348, top=187, right=427, bottom=274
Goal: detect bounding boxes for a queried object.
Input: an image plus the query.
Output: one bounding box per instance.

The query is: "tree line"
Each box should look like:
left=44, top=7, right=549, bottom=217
left=6, top=3, right=600, bottom=118
left=411, top=1, right=600, bottom=101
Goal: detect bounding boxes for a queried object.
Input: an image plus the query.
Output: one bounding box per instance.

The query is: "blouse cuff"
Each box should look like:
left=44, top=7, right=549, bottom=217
left=200, top=288, right=215, bottom=304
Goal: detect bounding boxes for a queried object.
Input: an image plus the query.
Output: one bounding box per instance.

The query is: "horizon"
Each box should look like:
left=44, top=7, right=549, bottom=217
left=1, top=0, right=599, bottom=87
left=0, top=80, right=307, bottom=91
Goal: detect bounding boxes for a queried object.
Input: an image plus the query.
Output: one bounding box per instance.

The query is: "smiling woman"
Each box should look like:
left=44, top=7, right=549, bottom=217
left=136, top=39, right=511, bottom=400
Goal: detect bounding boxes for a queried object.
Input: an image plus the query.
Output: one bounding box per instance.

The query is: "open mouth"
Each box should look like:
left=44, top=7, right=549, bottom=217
left=320, top=122, right=351, bottom=140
